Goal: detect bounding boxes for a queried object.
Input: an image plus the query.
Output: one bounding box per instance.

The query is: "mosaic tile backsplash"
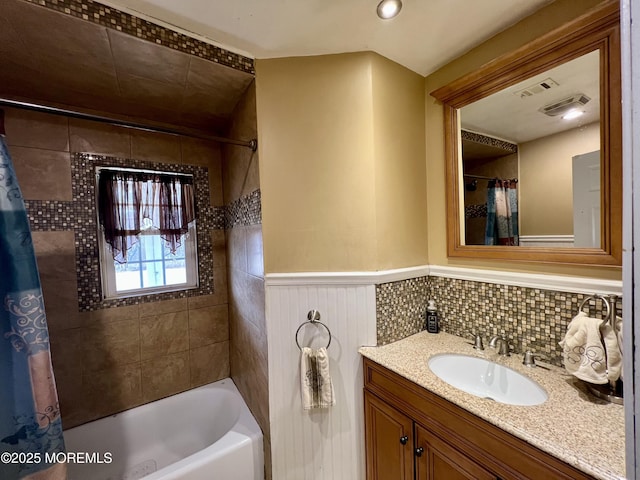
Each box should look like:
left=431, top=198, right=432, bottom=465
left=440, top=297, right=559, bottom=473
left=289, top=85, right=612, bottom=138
left=376, top=275, right=622, bottom=367
left=376, top=277, right=430, bottom=345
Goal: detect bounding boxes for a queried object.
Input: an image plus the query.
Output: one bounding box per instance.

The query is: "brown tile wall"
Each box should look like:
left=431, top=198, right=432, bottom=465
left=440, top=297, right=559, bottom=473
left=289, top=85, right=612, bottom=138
left=221, top=82, right=270, bottom=479
left=4, top=106, right=230, bottom=428
left=22, top=0, right=254, bottom=75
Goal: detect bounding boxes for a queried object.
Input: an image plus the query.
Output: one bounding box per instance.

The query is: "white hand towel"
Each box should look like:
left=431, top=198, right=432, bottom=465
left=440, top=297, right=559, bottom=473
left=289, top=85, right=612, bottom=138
left=604, top=315, right=623, bottom=382
left=559, top=311, right=608, bottom=384
left=300, top=347, right=335, bottom=410
left=615, top=315, right=623, bottom=350
left=616, top=315, right=623, bottom=380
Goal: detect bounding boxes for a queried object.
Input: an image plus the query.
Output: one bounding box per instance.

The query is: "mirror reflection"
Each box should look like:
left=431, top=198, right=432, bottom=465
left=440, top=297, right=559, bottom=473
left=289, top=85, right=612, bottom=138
left=459, top=50, right=600, bottom=249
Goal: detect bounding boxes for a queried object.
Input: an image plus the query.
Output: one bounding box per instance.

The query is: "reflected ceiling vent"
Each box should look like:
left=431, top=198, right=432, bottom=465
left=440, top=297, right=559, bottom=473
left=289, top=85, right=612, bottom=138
left=514, top=78, right=559, bottom=98
left=539, top=93, right=591, bottom=117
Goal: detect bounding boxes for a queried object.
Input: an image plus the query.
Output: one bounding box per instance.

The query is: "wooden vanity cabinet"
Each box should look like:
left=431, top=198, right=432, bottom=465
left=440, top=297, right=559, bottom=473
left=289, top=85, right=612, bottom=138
left=364, top=391, right=414, bottom=479
left=365, top=391, right=495, bottom=480
left=363, top=358, right=597, bottom=480
left=415, top=423, right=497, bottom=480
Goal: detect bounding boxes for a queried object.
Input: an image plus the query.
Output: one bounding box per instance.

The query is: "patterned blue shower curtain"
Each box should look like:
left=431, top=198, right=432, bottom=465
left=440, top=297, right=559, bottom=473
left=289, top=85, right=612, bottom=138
left=485, top=179, right=519, bottom=246
left=0, top=136, right=66, bottom=479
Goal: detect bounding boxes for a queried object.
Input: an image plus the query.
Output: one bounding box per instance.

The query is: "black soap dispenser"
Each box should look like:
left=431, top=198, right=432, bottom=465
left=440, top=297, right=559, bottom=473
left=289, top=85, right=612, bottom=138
left=426, top=300, right=439, bottom=333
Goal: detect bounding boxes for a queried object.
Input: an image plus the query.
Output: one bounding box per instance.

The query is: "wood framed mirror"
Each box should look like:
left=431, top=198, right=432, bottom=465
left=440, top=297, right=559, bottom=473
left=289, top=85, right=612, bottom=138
left=430, top=0, right=621, bottom=266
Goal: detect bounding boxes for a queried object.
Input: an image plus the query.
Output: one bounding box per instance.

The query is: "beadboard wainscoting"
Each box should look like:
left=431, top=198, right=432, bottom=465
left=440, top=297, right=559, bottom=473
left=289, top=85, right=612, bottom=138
left=266, top=278, right=377, bottom=480
left=519, top=235, right=575, bottom=247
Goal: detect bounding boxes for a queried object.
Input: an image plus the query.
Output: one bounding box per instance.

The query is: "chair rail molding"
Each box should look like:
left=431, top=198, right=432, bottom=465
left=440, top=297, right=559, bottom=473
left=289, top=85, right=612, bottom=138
left=428, top=265, right=622, bottom=296
left=264, top=266, right=430, bottom=286
left=265, top=265, right=621, bottom=295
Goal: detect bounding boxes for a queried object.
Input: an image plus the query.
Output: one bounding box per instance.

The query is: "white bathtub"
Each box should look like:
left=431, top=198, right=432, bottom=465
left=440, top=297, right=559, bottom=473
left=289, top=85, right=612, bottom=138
left=64, top=379, right=263, bottom=480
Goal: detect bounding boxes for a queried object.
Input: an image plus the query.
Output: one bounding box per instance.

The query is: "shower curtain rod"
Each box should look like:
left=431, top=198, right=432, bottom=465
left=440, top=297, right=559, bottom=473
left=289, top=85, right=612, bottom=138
left=0, top=99, right=258, bottom=151
left=464, top=174, right=496, bottom=180
left=464, top=174, right=519, bottom=182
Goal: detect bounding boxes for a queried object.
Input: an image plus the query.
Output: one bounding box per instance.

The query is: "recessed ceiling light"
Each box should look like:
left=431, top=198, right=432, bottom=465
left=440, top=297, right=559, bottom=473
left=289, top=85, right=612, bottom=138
left=562, top=109, right=584, bottom=120
left=377, top=0, right=402, bottom=19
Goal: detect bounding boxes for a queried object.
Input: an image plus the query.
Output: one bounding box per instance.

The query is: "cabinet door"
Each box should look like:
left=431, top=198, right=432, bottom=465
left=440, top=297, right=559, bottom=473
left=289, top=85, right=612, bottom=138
left=415, top=424, right=497, bottom=480
left=365, top=391, right=414, bottom=480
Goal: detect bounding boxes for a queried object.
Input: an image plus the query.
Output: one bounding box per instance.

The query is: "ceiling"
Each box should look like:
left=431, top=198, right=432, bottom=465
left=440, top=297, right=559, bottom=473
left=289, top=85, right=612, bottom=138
left=461, top=50, right=600, bottom=144
left=0, top=0, right=254, bottom=135
left=0, top=0, right=579, bottom=137
left=99, top=0, right=554, bottom=76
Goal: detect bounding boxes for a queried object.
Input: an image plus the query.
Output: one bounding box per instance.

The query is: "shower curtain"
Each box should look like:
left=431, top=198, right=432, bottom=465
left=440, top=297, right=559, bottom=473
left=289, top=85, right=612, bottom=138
left=485, top=179, right=519, bottom=246
left=0, top=135, right=66, bottom=479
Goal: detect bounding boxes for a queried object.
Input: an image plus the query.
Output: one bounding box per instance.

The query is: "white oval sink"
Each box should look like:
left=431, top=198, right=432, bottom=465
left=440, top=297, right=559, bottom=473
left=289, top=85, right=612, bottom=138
left=428, top=353, right=548, bottom=406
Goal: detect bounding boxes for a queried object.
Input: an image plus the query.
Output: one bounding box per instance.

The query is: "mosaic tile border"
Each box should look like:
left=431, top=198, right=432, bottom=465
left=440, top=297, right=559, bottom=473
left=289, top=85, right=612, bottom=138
left=461, top=130, right=518, bottom=153
left=72, top=153, right=219, bottom=311
left=24, top=200, right=76, bottom=231
left=201, top=205, right=226, bottom=231
left=24, top=0, right=255, bottom=74
left=376, top=275, right=622, bottom=367
left=22, top=153, right=222, bottom=311
left=225, top=189, right=261, bottom=228
left=25, top=199, right=226, bottom=233
left=23, top=159, right=259, bottom=311
left=465, top=203, right=487, bottom=219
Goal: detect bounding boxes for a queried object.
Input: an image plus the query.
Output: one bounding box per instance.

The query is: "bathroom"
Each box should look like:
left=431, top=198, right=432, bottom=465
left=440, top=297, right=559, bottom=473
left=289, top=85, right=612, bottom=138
left=0, top=0, right=634, bottom=479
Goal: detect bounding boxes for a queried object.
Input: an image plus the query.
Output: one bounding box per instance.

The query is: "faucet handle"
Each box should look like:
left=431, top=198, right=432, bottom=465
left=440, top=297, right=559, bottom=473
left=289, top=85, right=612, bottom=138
left=522, top=350, right=546, bottom=367
left=470, top=333, right=484, bottom=350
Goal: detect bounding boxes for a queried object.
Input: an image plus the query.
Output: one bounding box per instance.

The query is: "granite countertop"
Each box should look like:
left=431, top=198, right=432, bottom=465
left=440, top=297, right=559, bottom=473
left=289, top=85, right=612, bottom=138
left=359, top=331, right=625, bottom=480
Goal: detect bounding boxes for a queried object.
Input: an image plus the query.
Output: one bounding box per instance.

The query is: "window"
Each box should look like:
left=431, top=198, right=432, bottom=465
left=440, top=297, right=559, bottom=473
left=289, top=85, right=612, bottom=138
left=96, top=167, right=198, bottom=299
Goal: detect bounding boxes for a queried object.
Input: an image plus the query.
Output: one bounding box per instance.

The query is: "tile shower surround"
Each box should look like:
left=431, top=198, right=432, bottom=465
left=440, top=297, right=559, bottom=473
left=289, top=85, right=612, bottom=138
left=23, top=152, right=262, bottom=311
left=376, top=275, right=621, bottom=367
left=221, top=83, right=270, bottom=480
left=24, top=0, right=255, bottom=75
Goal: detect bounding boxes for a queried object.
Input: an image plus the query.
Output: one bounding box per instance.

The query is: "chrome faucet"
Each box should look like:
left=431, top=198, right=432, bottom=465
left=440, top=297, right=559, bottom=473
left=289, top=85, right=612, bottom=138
left=489, top=335, right=511, bottom=356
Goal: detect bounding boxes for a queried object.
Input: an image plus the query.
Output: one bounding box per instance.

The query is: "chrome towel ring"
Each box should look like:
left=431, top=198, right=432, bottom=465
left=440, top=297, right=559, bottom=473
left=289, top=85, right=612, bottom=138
left=578, top=294, right=612, bottom=324
left=295, top=309, right=332, bottom=351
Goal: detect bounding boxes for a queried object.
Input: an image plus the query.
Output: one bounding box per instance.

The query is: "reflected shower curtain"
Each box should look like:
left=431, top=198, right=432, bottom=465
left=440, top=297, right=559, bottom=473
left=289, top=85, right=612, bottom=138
left=485, top=179, right=519, bottom=246
left=0, top=136, right=66, bottom=479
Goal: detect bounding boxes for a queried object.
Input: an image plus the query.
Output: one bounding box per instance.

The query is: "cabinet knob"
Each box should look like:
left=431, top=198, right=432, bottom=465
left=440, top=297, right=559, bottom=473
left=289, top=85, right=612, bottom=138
left=415, top=447, right=424, bottom=457
left=399, top=435, right=409, bottom=445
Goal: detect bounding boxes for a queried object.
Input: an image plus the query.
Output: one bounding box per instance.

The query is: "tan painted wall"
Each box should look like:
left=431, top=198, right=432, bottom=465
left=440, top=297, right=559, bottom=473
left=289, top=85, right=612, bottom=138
left=256, top=52, right=428, bottom=273
left=520, top=122, right=600, bottom=236
left=425, top=0, right=620, bottom=280
left=371, top=54, right=429, bottom=270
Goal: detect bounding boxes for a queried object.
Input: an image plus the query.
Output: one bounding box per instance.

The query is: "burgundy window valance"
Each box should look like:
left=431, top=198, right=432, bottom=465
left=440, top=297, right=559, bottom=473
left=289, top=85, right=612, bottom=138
left=97, top=169, right=196, bottom=263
